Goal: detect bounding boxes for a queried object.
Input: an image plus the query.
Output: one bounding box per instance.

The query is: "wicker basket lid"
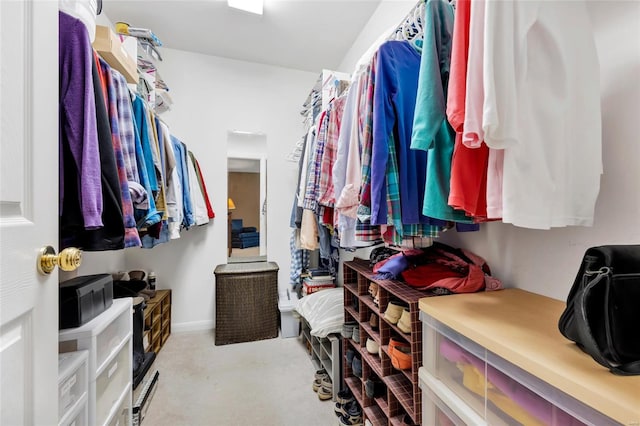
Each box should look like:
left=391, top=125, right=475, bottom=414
left=214, top=261, right=279, bottom=275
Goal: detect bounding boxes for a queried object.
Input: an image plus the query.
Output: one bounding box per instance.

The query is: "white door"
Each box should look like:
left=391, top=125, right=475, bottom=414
left=0, top=1, right=59, bottom=424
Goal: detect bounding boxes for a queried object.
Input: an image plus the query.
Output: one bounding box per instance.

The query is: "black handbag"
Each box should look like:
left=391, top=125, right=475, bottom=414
left=558, top=245, right=640, bottom=375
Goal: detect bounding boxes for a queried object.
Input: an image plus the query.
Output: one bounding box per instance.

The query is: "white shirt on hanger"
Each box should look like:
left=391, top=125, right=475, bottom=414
left=482, top=0, right=602, bottom=229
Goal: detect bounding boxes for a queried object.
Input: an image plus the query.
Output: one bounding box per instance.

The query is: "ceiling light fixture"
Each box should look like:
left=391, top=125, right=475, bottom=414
left=227, top=0, right=263, bottom=15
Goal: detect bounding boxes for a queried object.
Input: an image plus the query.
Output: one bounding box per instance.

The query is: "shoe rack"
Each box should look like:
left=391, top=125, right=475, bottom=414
left=342, top=259, right=428, bottom=426
left=300, top=317, right=342, bottom=401
left=143, top=289, right=172, bottom=354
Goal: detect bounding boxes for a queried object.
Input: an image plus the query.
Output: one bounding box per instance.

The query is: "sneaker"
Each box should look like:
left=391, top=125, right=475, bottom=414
left=334, top=399, right=358, bottom=417
left=345, top=348, right=355, bottom=365
left=312, top=373, right=329, bottom=392
left=352, top=356, right=362, bottom=378
left=397, top=309, right=412, bottom=334
left=318, top=384, right=333, bottom=401
left=388, top=338, right=412, bottom=371
left=338, top=414, right=363, bottom=426
left=336, top=388, right=354, bottom=405
left=366, top=338, right=379, bottom=355
left=315, top=368, right=328, bottom=380
left=384, top=302, right=405, bottom=324
left=352, top=326, right=360, bottom=344
left=368, top=282, right=378, bottom=297
left=341, top=322, right=357, bottom=339
left=337, top=401, right=363, bottom=425
left=370, top=313, right=379, bottom=330
left=365, top=377, right=385, bottom=399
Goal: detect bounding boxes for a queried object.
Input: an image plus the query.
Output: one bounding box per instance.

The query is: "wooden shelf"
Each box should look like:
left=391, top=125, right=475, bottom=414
left=420, top=289, right=640, bottom=425
left=343, top=259, right=425, bottom=425
left=144, top=290, right=171, bottom=354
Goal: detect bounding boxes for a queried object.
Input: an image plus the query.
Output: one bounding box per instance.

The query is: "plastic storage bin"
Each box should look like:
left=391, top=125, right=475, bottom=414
left=59, top=298, right=133, bottom=426
left=59, top=298, right=132, bottom=379
left=58, top=350, right=89, bottom=421
left=421, top=311, right=620, bottom=426
left=419, top=368, right=476, bottom=426
left=95, top=342, right=131, bottom=425
left=278, top=292, right=299, bottom=338
left=105, top=386, right=132, bottom=426
left=59, top=392, right=88, bottom=426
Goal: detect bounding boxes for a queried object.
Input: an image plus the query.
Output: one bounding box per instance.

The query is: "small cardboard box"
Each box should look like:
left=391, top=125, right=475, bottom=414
left=93, top=25, right=138, bottom=84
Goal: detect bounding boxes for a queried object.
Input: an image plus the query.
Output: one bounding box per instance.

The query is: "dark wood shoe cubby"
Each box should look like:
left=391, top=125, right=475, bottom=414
left=343, top=259, right=429, bottom=425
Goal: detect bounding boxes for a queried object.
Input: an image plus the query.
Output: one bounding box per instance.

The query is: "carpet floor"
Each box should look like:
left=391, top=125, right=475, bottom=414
left=140, top=330, right=338, bottom=426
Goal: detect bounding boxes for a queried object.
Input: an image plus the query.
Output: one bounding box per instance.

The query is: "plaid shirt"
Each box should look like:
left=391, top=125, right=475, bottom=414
left=354, top=56, right=382, bottom=242
left=359, top=55, right=376, bottom=209
left=111, top=70, right=139, bottom=184
left=289, top=229, right=310, bottom=290
left=303, top=109, right=330, bottom=211
left=318, top=96, right=346, bottom=207
left=99, top=59, right=141, bottom=248
left=383, top=136, right=439, bottom=244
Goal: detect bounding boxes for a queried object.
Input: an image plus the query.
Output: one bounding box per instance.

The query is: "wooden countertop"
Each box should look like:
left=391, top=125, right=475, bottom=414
left=419, top=289, right=640, bottom=425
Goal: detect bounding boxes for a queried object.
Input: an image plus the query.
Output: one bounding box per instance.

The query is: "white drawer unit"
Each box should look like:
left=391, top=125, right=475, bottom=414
left=59, top=392, right=88, bottom=426
left=106, top=385, right=133, bottom=426
left=419, top=290, right=640, bottom=426
left=60, top=298, right=133, bottom=426
left=58, top=350, right=89, bottom=423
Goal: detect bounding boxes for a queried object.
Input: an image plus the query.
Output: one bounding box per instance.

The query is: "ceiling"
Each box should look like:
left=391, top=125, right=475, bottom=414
left=103, top=0, right=381, bottom=72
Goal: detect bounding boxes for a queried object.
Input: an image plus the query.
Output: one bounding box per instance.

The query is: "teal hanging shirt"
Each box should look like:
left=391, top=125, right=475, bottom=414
left=411, top=0, right=474, bottom=223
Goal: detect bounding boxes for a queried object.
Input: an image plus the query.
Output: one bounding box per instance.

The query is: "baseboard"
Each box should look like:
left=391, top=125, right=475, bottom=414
left=171, top=320, right=215, bottom=333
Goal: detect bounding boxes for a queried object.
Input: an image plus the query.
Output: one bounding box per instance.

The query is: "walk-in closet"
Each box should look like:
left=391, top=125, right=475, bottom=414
left=0, top=0, right=639, bottom=425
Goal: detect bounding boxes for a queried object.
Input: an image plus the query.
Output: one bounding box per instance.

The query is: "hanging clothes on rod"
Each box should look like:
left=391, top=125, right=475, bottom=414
left=59, top=16, right=215, bottom=251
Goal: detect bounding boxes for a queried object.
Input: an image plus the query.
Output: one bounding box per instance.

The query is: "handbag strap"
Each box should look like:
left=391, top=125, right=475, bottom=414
left=574, top=268, right=640, bottom=376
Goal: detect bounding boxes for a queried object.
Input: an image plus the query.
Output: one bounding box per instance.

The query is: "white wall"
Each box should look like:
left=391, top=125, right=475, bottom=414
left=114, top=48, right=317, bottom=331
left=337, top=0, right=640, bottom=301
left=60, top=251, right=126, bottom=282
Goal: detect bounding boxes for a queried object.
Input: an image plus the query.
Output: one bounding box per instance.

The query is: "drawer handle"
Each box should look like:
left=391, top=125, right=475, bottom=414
left=108, top=362, right=118, bottom=379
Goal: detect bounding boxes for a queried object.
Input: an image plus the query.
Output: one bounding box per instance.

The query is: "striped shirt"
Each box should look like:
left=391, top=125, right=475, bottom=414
left=318, top=96, right=347, bottom=207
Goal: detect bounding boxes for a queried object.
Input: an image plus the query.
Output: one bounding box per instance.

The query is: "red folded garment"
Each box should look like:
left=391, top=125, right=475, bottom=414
left=401, top=262, right=464, bottom=288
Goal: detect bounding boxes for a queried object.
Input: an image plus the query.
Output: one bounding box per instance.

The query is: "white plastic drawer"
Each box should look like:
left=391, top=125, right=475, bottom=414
left=59, top=299, right=132, bottom=378
left=421, top=375, right=469, bottom=426
left=105, top=386, right=131, bottom=426
left=421, top=313, right=620, bottom=426
left=94, top=304, right=132, bottom=374
left=58, top=351, right=89, bottom=421
left=59, top=393, right=88, bottom=426
left=485, top=350, right=619, bottom=426
left=421, top=311, right=486, bottom=370
left=95, top=342, right=131, bottom=425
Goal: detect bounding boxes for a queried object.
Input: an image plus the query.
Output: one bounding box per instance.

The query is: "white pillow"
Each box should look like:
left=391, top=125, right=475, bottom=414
left=294, top=288, right=344, bottom=338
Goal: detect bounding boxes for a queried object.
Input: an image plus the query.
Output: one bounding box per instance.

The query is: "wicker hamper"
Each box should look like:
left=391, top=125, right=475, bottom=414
left=213, top=262, right=279, bottom=345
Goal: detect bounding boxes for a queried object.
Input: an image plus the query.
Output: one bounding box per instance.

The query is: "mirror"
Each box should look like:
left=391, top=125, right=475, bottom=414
left=227, top=131, right=267, bottom=263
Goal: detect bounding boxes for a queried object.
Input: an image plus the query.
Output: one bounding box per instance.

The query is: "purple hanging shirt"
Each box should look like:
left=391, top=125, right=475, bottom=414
left=59, top=11, right=103, bottom=228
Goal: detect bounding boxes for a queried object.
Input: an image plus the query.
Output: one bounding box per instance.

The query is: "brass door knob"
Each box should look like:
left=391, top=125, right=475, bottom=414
left=37, top=246, right=82, bottom=275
